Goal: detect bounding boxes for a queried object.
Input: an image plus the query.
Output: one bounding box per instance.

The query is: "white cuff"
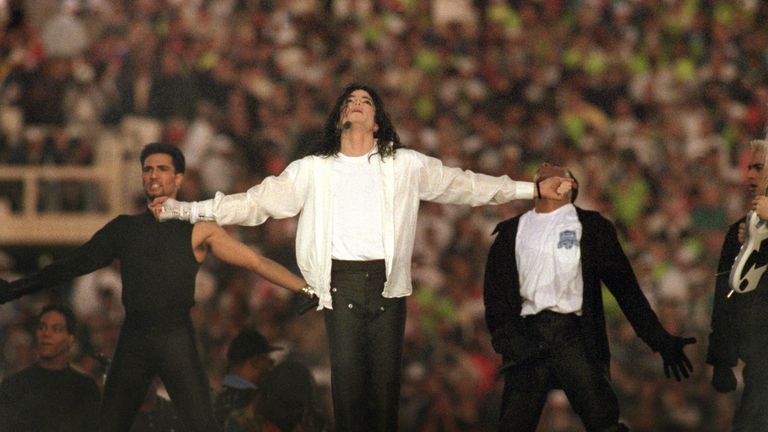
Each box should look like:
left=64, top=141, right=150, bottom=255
left=159, top=198, right=215, bottom=223
left=517, top=181, right=535, bottom=200
left=190, top=200, right=215, bottom=223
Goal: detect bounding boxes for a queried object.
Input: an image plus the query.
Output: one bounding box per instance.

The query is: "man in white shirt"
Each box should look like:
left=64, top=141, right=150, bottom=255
left=483, top=162, right=696, bottom=432
left=152, top=84, right=575, bottom=432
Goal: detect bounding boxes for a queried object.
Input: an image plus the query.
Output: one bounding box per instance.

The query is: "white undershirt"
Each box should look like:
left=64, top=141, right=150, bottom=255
left=516, top=203, right=583, bottom=316
left=331, top=151, right=385, bottom=260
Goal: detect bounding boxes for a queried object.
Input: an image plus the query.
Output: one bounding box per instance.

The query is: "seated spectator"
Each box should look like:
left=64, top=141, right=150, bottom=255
left=215, top=329, right=281, bottom=429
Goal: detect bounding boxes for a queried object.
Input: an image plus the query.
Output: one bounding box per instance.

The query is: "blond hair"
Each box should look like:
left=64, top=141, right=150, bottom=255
left=751, top=140, right=768, bottom=166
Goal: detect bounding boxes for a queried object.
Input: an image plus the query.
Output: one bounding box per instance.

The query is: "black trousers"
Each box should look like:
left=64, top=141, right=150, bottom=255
left=499, top=311, right=627, bottom=432
left=733, top=355, right=768, bottom=431
left=97, top=314, right=220, bottom=432
left=323, top=259, right=406, bottom=432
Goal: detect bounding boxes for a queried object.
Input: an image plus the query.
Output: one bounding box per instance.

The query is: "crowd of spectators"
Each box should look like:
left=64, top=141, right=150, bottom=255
left=1, top=0, right=767, bottom=430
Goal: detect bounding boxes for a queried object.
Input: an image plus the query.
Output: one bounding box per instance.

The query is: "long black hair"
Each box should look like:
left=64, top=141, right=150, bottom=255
left=308, top=83, right=403, bottom=158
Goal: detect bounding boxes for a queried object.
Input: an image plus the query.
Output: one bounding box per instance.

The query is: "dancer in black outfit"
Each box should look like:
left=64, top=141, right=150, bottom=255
left=0, top=143, right=314, bottom=432
left=483, top=162, right=696, bottom=432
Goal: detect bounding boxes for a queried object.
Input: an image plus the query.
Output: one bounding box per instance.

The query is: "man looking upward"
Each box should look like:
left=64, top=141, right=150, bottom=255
left=152, top=84, right=575, bottom=431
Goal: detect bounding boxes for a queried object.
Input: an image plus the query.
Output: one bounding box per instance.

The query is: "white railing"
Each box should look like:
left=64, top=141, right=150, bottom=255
left=0, top=132, right=133, bottom=245
left=0, top=167, right=123, bottom=245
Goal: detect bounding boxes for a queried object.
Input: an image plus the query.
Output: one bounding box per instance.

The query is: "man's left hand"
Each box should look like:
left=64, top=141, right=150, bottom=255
left=537, top=176, right=576, bottom=200
left=658, top=335, right=696, bottom=381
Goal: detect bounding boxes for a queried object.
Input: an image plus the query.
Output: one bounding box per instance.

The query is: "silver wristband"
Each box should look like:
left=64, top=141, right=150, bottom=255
left=299, top=285, right=317, bottom=299
left=157, top=198, right=189, bottom=221
left=159, top=199, right=215, bottom=223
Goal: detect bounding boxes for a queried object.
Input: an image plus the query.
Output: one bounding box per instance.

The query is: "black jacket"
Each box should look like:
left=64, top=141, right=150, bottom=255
left=707, top=217, right=768, bottom=367
left=483, top=206, right=670, bottom=371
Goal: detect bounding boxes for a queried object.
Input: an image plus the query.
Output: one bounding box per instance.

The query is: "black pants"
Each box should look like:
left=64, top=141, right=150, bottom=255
left=499, top=311, right=627, bottom=432
left=733, top=356, right=768, bottom=431
left=97, top=314, right=220, bottom=432
left=323, top=259, right=406, bottom=432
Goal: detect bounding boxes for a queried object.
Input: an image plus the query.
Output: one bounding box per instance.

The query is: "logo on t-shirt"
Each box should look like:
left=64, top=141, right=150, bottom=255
left=557, top=230, right=579, bottom=249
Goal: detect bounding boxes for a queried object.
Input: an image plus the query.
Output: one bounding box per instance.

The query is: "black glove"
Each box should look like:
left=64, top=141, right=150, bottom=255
left=658, top=335, right=696, bottom=381
left=297, top=296, right=319, bottom=315
left=0, top=278, right=12, bottom=304
left=711, top=365, right=737, bottom=393
left=296, top=285, right=318, bottom=315
left=0, top=275, right=43, bottom=304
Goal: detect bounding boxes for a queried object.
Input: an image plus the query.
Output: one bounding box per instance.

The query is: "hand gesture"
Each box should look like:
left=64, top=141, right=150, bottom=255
left=738, top=222, right=745, bottom=243
left=711, top=365, right=737, bottom=393
left=148, top=197, right=170, bottom=220
left=537, top=176, right=577, bottom=201
left=753, top=196, right=768, bottom=220
left=658, top=335, right=696, bottom=381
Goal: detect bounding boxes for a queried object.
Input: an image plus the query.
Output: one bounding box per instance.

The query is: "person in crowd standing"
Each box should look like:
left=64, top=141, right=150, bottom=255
left=0, top=304, right=101, bottom=432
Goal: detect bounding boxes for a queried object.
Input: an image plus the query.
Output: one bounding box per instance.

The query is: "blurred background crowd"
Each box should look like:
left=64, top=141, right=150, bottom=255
left=1, top=0, right=766, bottom=430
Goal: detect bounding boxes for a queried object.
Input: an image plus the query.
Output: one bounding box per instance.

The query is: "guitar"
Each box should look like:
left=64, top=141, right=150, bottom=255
left=729, top=206, right=768, bottom=294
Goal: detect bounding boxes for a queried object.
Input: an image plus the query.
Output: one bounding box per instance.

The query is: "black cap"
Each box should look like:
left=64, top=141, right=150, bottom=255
left=226, top=330, right=283, bottom=364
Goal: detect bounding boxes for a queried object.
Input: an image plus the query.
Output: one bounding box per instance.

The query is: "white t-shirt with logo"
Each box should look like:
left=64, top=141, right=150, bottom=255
left=515, top=203, right=583, bottom=316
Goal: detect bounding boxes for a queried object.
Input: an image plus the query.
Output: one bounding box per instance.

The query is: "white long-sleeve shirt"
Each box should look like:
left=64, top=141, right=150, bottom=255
left=202, top=148, right=534, bottom=309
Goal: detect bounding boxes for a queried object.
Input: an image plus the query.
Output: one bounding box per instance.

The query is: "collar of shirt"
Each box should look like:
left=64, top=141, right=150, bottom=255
left=222, top=374, right=258, bottom=390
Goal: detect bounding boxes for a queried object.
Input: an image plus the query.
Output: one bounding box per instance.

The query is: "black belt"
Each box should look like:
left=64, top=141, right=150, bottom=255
left=331, top=259, right=385, bottom=272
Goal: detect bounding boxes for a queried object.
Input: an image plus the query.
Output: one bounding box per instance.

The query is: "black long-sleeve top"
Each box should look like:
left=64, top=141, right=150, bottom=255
left=26, top=211, right=198, bottom=317
left=0, top=364, right=101, bottom=432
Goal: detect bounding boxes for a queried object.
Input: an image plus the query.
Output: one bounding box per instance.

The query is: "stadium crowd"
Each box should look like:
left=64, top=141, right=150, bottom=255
left=2, top=0, right=767, bottom=430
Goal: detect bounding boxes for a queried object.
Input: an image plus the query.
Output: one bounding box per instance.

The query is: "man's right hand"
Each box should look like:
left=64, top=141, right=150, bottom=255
left=149, top=198, right=215, bottom=223
left=712, top=365, right=737, bottom=393
left=0, top=278, right=14, bottom=304
left=148, top=197, right=171, bottom=220
left=149, top=198, right=193, bottom=222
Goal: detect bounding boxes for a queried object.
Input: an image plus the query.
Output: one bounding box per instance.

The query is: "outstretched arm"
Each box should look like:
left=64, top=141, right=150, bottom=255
left=595, top=214, right=696, bottom=380
left=0, top=220, right=119, bottom=304
left=416, top=152, right=574, bottom=205
left=193, top=223, right=312, bottom=296
left=150, top=160, right=305, bottom=226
